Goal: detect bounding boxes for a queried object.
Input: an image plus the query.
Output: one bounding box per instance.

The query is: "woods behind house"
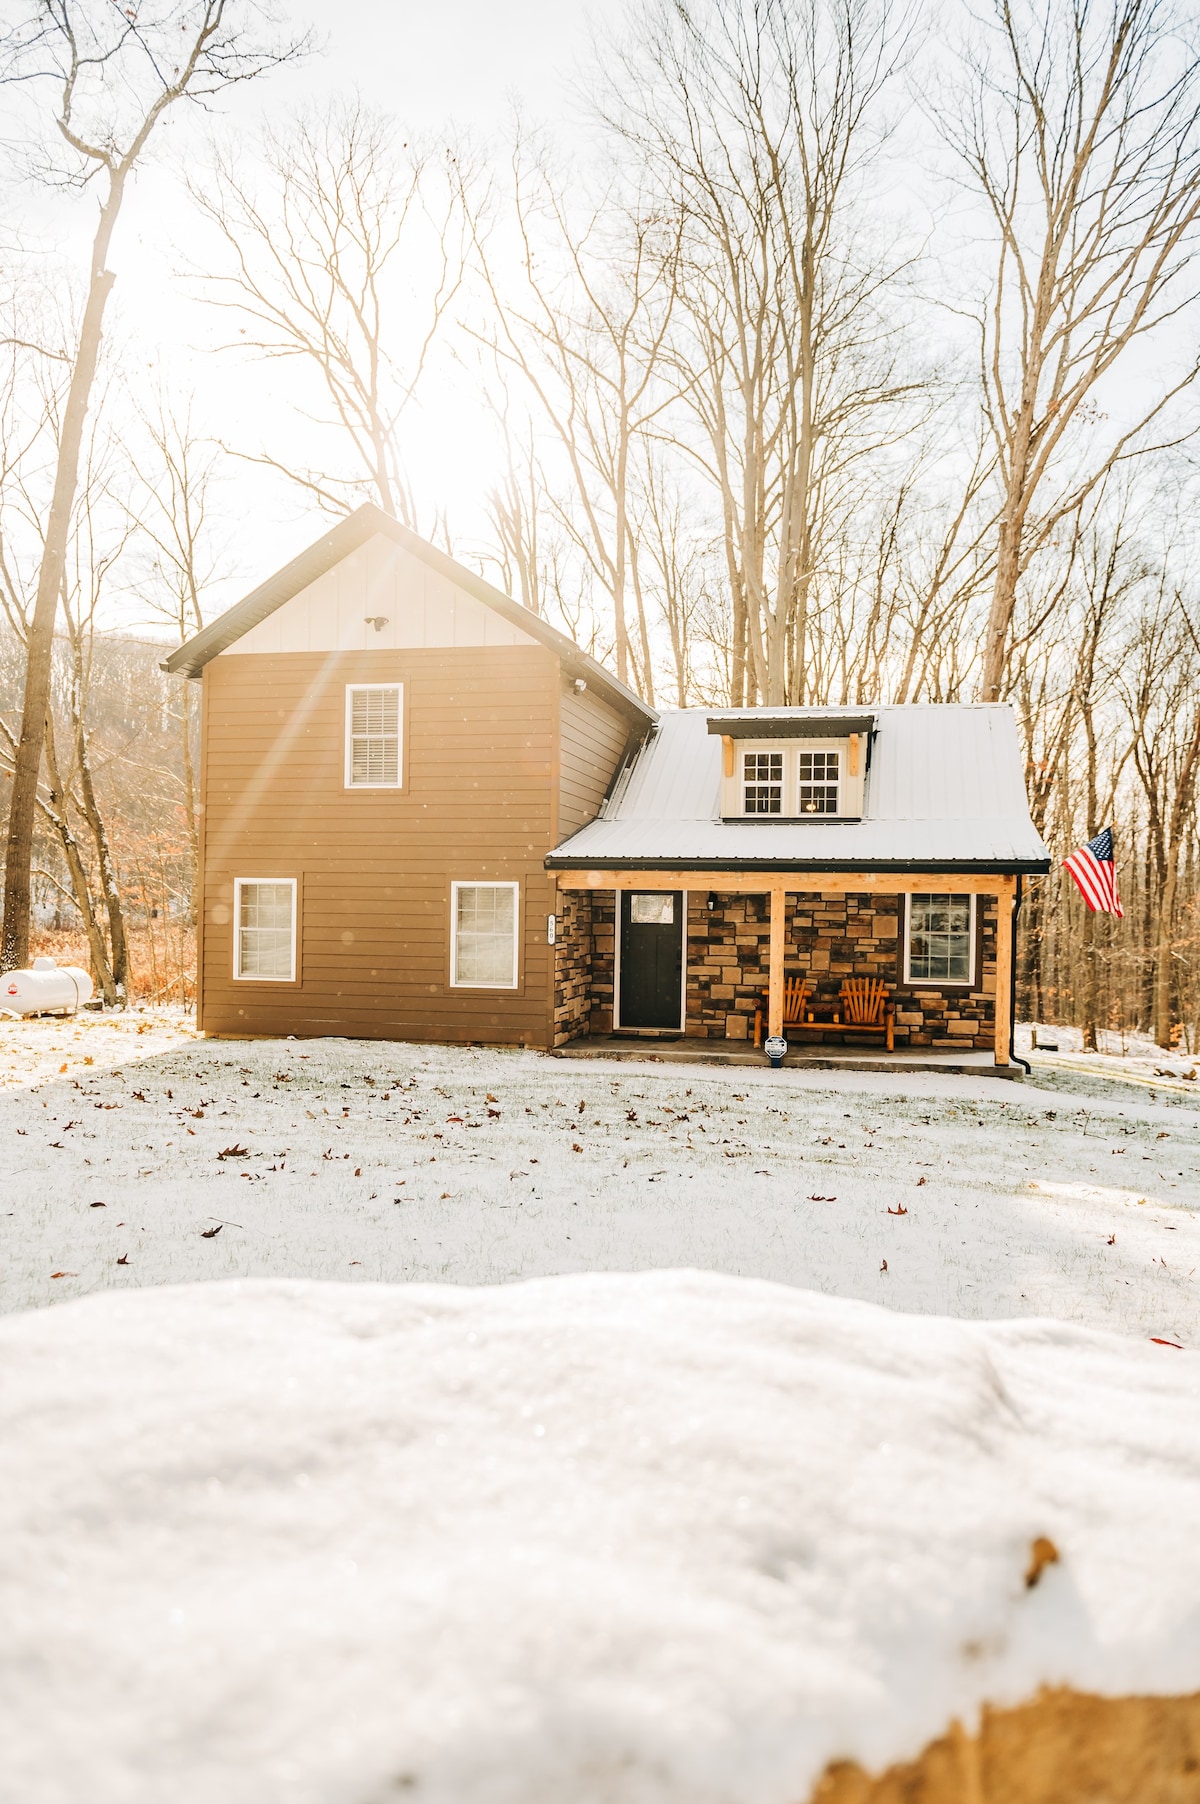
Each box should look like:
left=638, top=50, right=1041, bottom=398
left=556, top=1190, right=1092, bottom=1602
left=2, top=0, right=1200, bottom=1044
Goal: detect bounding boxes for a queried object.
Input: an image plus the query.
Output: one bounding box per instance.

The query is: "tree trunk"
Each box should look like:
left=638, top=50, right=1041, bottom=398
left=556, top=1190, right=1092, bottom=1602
left=1154, top=860, right=1177, bottom=1048
left=74, top=718, right=129, bottom=1002
left=1022, top=876, right=1044, bottom=1023
left=42, top=712, right=116, bottom=1005
left=981, top=502, right=1024, bottom=703
left=1, top=179, right=124, bottom=971
left=1081, top=904, right=1098, bottom=1051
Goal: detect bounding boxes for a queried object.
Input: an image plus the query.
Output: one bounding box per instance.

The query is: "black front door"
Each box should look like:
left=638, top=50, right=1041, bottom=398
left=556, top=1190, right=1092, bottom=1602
left=618, top=891, right=684, bottom=1029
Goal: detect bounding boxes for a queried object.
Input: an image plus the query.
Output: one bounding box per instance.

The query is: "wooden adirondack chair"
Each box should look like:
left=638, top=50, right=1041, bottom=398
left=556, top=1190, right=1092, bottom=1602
left=838, top=977, right=895, bottom=1050
left=783, top=976, right=811, bottom=1025
left=754, top=976, right=811, bottom=1046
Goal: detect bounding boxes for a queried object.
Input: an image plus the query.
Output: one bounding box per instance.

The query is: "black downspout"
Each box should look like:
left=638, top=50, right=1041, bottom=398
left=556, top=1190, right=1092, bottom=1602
left=1010, top=874, right=1031, bottom=1075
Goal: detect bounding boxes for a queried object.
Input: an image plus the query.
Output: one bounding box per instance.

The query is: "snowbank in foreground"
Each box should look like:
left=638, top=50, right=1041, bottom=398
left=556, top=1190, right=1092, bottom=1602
left=3, top=1272, right=1199, bottom=1804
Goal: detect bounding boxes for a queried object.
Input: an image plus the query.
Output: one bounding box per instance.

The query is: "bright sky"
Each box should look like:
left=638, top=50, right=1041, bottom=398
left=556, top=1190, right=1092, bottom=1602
left=12, top=0, right=600, bottom=628
left=8, top=0, right=1200, bottom=638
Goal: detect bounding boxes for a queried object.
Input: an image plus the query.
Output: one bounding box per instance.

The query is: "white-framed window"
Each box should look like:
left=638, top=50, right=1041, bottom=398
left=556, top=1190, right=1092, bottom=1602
left=729, top=740, right=856, bottom=818
left=450, top=882, right=519, bottom=988
left=345, top=684, right=402, bottom=788
left=798, top=748, right=840, bottom=814
left=233, top=879, right=297, bottom=982
left=905, top=892, right=975, bottom=986
left=743, top=749, right=784, bottom=814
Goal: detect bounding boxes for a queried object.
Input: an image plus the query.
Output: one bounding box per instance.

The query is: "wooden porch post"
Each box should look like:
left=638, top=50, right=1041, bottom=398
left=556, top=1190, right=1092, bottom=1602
left=994, top=877, right=1015, bottom=1068
left=768, top=886, right=786, bottom=1041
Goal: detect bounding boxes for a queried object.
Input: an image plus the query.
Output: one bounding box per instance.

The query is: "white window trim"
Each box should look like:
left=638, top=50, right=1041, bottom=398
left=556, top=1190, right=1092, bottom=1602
left=344, top=683, right=403, bottom=789
left=233, top=878, right=297, bottom=983
left=730, top=739, right=861, bottom=819
left=450, top=881, right=520, bottom=989
left=903, top=892, right=976, bottom=988
left=741, top=746, right=786, bottom=816
left=795, top=742, right=844, bottom=818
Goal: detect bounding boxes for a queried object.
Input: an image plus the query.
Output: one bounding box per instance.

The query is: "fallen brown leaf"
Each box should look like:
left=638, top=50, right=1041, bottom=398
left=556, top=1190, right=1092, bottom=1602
left=1025, top=1537, right=1059, bottom=1588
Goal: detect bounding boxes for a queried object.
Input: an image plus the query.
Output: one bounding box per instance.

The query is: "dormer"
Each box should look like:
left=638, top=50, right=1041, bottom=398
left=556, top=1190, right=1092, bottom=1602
left=707, top=709, right=876, bottom=821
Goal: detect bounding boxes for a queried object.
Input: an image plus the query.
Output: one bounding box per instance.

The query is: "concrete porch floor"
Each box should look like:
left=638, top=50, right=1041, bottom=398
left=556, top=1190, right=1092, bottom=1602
left=554, top=1034, right=1023, bottom=1079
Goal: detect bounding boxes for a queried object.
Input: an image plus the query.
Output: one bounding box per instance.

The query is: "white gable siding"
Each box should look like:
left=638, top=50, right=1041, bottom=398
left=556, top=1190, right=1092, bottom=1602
left=222, top=534, right=538, bottom=658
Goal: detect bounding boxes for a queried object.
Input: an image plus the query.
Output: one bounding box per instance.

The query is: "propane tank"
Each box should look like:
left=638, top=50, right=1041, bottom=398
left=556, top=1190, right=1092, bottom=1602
left=1, top=957, right=95, bottom=1017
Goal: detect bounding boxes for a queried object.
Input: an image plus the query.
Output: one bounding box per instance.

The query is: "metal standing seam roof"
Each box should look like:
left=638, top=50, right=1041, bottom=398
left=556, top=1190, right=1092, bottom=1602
left=161, top=504, right=656, bottom=728
left=547, top=705, right=1051, bottom=873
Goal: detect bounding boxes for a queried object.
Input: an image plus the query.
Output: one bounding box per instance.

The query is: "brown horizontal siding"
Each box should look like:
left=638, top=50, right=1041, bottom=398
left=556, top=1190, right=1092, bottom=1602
left=558, top=684, right=631, bottom=839
left=199, top=645, right=561, bottom=1045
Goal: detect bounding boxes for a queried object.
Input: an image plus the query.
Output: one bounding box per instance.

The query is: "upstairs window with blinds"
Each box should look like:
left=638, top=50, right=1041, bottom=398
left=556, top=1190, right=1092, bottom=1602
left=345, top=684, right=402, bottom=788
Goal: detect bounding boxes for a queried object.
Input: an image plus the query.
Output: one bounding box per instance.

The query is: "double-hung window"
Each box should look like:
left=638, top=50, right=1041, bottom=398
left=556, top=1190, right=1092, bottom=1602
left=451, top=882, right=519, bottom=988
left=234, top=879, right=296, bottom=981
left=906, top=893, right=974, bottom=985
left=345, top=684, right=402, bottom=788
left=743, top=750, right=783, bottom=814
left=798, top=749, right=840, bottom=814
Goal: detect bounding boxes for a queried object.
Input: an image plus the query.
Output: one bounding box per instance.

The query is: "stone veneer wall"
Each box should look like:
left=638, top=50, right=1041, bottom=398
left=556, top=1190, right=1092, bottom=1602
left=557, top=888, right=1000, bottom=1051
left=685, top=893, right=771, bottom=1041
left=684, top=891, right=998, bottom=1050
left=551, top=889, right=595, bottom=1049
left=588, top=895, right=616, bottom=1034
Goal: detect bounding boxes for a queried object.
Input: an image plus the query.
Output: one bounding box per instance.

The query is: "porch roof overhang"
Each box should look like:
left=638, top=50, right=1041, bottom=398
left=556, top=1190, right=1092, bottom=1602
left=544, top=840, right=1046, bottom=876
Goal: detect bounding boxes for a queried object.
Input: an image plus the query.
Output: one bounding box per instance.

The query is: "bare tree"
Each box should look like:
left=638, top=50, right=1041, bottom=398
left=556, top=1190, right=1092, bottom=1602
left=0, top=0, right=304, bottom=972
left=1119, top=574, right=1200, bottom=1046
left=945, top=0, right=1200, bottom=701
left=602, top=0, right=921, bottom=704
left=194, top=100, right=468, bottom=524
left=470, top=139, right=680, bottom=698
left=124, top=395, right=225, bottom=917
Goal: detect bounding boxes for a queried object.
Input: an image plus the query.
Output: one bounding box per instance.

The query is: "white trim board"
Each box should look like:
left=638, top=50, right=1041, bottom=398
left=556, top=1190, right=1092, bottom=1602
left=232, top=877, right=297, bottom=983
left=449, top=881, right=521, bottom=990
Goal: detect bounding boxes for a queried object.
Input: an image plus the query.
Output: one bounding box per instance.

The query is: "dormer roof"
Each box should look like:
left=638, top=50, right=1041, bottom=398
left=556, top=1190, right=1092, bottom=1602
left=705, top=708, right=877, bottom=739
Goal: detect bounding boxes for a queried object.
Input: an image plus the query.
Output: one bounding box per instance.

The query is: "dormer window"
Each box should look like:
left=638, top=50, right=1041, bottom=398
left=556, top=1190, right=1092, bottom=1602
left=798, top=749, right=839, bottom=814
left=743, top=750, right=783, bottom=814
left=711, top=712, right=874, bottom=820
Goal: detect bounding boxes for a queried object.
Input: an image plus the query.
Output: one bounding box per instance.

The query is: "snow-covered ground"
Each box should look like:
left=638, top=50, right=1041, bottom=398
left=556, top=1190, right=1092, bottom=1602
left=1015, top=1020, right=1200, bottom=1101
left=3, top=1269, right=1199, bottom=1804
left=2, top=1011, right=1198, bottom=1342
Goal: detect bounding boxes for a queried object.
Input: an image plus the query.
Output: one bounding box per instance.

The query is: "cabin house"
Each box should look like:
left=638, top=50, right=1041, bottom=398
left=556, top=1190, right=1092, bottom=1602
left=167, top=506, right=1050, bottom=1070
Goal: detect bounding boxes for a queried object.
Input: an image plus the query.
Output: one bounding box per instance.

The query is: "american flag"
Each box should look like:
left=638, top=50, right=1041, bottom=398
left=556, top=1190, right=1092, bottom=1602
left=1063, top=827, right=1124, bottom=918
